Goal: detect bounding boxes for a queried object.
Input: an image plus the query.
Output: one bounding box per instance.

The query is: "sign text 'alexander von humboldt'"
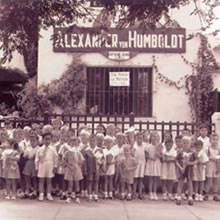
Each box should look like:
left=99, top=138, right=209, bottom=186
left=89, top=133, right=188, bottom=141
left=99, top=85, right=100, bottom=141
left=53, top=28, right=186, bottom=53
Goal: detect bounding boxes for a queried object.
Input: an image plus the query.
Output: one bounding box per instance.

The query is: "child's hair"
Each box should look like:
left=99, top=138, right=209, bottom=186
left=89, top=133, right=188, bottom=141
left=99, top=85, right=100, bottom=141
left=210, top=133, right=219, bottom=139
left=96, top=133, right=104, bottom=139
left=149, top=131, right=160, bottom=143
left=135, top=131, right=143, bottom=138
left=8, top=139, right=18, bottom=150
left=164, top=138, right=173, bottom=145
left=80, top=129, right=91, bottom=137
left=42, top=132, right=52, bottom=139
left=96, top=124, right=106, bottom=134
left=175, top=135, right=182, bottom=140
left=104, top=135, right=114, bottom=142
left=198, top=123, right=208, bottom=131
left=69, top=136, right=80, bottom=143
left=193, top=140, right=203, bottom=148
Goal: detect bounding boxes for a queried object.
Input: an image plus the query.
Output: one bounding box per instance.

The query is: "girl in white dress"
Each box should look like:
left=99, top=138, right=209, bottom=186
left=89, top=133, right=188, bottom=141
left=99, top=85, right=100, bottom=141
left=145, top=131, right=162, bottom=200
left=35, top=133, right=58, bottom=201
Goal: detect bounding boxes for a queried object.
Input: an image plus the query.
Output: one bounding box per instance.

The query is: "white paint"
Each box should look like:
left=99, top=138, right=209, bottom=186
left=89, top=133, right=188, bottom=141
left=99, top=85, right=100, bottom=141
left=37, top=2, right=220, bottom=122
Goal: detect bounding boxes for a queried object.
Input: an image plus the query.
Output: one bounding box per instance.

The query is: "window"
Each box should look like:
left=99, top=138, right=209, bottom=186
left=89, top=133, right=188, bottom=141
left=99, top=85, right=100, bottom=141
left=86, top=67, right=152, bottom=116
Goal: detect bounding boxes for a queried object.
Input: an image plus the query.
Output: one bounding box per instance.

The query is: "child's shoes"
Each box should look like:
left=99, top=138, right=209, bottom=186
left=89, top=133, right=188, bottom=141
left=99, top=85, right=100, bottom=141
left=88, top=194, right=93, bottom=202
left=203, top=194, right=209, bottom=201
left=93, top=194, right=98, bottom=202
left=11, top=196, right=16, bottom=200
left=199, top=194, right=203, bottom=202
left=66, top=197, right=71, bottom=203
left=194, top=193, right=199, bottom=201
left=75, top=197, right=80, bottom=203
left=163, top=193, right=168, bottom=201
left=168, top=193, right=175, bottom=201
left=153, top=193, right=158, bottom=200
left=5, top=195, right=11, bottom=200
left=126, top=194, right=132, bottom=201
left=47, top=193, right=53, bottom=201
left=181, top=193, right=187, bottom=200
left=38, top=193, right=44, bottom=201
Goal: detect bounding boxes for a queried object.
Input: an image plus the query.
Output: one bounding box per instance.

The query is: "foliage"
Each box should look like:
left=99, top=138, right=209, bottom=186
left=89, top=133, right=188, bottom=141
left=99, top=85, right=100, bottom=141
left=17, top=61, right=86, bottom=119
left=185, top=33, right=219, bottom=124
left=0, top=0, right=92, bottom=77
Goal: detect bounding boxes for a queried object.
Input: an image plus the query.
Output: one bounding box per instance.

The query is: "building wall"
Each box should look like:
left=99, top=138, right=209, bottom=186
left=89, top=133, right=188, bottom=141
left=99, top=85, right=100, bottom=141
left=38, top=3, right=220, bottom=122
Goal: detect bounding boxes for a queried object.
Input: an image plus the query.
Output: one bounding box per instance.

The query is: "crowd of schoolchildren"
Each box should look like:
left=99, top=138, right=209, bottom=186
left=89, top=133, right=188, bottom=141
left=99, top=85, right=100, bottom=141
left=0, top=117, right=220, bottom=206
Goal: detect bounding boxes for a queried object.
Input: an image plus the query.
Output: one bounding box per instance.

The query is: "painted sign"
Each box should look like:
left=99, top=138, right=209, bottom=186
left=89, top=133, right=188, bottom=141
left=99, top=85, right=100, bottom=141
left=53, top=27, right=186, bottom=53
left=109, top=71, right=130, bottom=87
left=108, top=51, right=130, bottom=60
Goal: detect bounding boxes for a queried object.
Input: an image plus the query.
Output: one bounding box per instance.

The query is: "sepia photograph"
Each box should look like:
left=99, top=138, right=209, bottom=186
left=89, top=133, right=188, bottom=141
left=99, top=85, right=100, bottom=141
left=0, top=0, right=220, bottom=219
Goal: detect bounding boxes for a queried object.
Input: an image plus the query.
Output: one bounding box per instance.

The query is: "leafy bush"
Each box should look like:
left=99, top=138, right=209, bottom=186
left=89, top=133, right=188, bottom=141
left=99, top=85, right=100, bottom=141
left=17, top=61, right=86, bottom=119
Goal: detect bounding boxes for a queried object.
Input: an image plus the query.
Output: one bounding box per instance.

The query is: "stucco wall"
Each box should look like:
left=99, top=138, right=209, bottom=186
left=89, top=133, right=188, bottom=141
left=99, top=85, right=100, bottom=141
left=37, top=3, right=220, bottom=122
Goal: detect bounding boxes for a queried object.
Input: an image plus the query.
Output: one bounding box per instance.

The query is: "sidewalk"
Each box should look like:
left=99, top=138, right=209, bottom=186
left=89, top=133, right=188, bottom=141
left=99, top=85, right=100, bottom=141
left=0, top=196, right=219, bottom=220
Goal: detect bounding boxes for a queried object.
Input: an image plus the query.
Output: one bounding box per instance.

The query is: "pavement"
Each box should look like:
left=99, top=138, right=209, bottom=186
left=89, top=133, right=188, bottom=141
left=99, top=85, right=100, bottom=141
left=0, top=195, right=220, bottom=220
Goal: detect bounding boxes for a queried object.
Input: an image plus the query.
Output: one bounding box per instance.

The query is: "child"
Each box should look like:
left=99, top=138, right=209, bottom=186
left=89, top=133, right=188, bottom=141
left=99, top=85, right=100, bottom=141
left=35, top=132, right=58, bottom=201
left=145, top=131, right=162, bottom=200
left=63, top=136, right=84, bottom=203
left=95, top=124, right=106, bottom=135
left=125, top=126, right=135, bottom=146
left=2, top=139, right=20, bottom=199
left=84, top=134, right=103, bottom=202
left=161, top=139, right=177, bottom=200
left=197, top=124, right=210, bottom=152
left=204, top=133, right=220, bottom=201
left=192, top=140, right=209, bottom=202
left=57, top=127, right=70, bottom=200
left=103, top=135, right=115, bottom=199
left=78, top=129, right=91, bottom=198
left=132, top=131, right=146, bottom=200
left=176, top=136, right=197, bottom=206
left=119, top=144, right=137, bottom=200
left=112, top=133, right=126, bottom=198
left=22, top=131, right=39, bottom=199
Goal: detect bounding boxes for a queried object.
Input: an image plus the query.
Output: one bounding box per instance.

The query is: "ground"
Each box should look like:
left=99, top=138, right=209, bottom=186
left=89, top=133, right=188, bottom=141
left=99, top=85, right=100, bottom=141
left=0, top=195, right=219, bottom=220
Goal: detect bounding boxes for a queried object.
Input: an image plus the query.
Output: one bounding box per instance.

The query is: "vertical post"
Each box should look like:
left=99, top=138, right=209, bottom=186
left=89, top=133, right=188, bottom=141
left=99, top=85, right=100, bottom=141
left=44, top=112, right=49, bottom=125
left=129, top=112, right=135, bottom=127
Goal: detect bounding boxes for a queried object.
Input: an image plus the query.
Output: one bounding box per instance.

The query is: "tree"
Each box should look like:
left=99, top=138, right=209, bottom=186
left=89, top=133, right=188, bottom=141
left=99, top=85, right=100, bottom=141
left=0, top=0, right=93, bottom=77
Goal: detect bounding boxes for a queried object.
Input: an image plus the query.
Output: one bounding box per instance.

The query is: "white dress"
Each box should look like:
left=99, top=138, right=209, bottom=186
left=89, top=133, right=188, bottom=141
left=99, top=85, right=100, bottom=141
left=145, top=144, right=161, bottom=177
left=133, top=143, right=146, bottom=178
left=35, top=145, right=58, bottom=178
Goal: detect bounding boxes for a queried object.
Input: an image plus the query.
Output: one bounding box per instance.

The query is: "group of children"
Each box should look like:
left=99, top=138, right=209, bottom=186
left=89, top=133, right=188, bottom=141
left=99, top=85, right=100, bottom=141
left=0, top=118, right=220, bottom=206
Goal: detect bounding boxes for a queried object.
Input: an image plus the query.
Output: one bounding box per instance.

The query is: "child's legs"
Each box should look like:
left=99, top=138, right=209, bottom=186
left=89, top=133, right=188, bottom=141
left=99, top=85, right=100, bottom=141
left=198, top=181, right=204, bottom=195
left=205, top=177, right=212, bottom=194
left=88, top=181, right=93, bottom=195
left=32, top=176, right=38, bottom=192
left=138, top=178, right=144, bottom=195
left=11, top=179, right=17, bottom=196
left=24, top=175, right=31, bottom=194
left=67, top=180, right=73, bottom=194
left=153, top=176, right=159, bottom=193
left=39, top=178, right=45, bottom=194
left=167, top=180, right=174, bottom=194
left=194, top=181, right=199, bottom=194
left=46, top=178, right=52, bottom=194
left=213, top=178, right=219, bottom=194
left=177, top=178, right=184, bottom=196
left=133, top=178, right=138, bottom=195
left=126, top=183, right=132, bottom=195
left=121, top=182, right=125, bottom=194
left=104, top=176, right=108, bottom=192
left=148, top=176, right=153, bottom=193
left=186, top=179, right=193, bottom=197
left=108, top=175, right=113, bottom=192
left=75, top=181, right=80, bottom=194
left=93, top=177, right=99, bottom=195
left=162, top=180, right=167, bottom=194
left=5, top=179, right=11, bottom=195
